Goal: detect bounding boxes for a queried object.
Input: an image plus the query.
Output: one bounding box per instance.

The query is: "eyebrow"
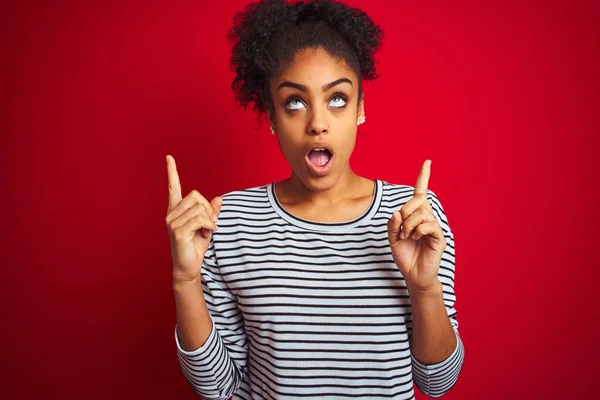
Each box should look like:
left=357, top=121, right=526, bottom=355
left=277, top=77, right=353, bottom=92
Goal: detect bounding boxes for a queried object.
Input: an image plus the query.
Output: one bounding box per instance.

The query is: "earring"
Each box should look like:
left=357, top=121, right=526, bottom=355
left=270, top=126, right=276, bottom=135
left=357, top=115, right=366, bottom=126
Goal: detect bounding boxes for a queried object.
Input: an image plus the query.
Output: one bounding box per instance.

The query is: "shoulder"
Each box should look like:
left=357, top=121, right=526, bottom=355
left=218, top=182, right=271, bottom=216
left=379, top=179, right=447, bottom=219
left=378, top=180, right=422, bottom=206
left=220, top=183, right=268, bottom=200
left=380, top=179, right=441, bottom=201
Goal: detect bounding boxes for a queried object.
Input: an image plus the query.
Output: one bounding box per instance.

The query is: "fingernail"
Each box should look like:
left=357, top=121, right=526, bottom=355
left=400, top=231, right=405, bottom=239
left=212, top=214, right=218, bottom=222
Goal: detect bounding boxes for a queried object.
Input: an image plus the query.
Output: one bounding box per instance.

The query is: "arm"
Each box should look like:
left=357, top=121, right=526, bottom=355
left=174, top=236, right=248, bottom=400
left=173, top=277, right=213, bottom=351
left=408, top=190, right=465, bottom=398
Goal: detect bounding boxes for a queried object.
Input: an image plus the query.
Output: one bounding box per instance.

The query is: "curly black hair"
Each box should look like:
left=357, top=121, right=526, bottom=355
left=227, top=0, right=383, bottom=121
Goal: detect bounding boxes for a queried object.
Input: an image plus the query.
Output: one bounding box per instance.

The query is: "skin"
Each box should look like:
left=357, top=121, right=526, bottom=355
left=267, top=46, right=373, bottom=222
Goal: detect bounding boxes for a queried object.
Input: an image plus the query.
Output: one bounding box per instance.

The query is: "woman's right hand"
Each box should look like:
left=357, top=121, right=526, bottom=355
left=166, top=155, right=222, bottom=284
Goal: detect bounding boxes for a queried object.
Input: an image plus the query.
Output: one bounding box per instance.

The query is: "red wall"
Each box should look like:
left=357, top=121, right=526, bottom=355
left=2, top=0, right=599, bottom=399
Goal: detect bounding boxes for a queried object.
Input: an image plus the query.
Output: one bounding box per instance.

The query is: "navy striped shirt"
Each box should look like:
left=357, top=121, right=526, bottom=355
left=175, top=180, right=465, bottom=399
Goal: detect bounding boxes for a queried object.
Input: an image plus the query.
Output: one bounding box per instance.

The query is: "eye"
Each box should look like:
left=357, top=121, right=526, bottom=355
left=329, top=94, right=348, bottom=108
left=286, top=97, right=306, bottom=110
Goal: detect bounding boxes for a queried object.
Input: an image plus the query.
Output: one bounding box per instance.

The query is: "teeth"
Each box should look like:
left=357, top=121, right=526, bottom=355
left=314, top=148, right=326, bottom=152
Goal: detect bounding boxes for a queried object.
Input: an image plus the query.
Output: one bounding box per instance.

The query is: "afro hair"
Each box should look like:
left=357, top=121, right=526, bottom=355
left=227, top=0, right=384, bottom=120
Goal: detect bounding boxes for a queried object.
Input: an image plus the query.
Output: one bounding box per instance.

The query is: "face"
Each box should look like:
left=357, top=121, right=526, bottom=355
left=268, top=46, right=364, bottom=191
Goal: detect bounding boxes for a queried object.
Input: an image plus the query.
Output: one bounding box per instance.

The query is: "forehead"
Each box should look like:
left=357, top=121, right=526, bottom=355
left=272, top=47, right=358, bottom=89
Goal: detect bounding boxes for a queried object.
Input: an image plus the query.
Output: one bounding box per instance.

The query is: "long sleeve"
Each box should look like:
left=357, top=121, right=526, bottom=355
left=174, top=235, right=248, bottom=400
left=408, top=189, right=465, bottom=398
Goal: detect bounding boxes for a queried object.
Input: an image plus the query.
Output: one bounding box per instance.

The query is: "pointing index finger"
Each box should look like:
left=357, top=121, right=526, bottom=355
left=414, top=159, right=431, bottom=196
left=167, top=155, right=182, bottom=212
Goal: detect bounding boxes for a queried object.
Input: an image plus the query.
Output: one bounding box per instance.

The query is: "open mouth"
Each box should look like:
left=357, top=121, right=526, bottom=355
left=306, top=148, right=334, bottom=176
left=307, top=148, right=332, bottom=166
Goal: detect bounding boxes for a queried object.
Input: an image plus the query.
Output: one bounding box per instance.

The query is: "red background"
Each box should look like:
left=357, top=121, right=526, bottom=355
left=2, top=0, right=599, bottom=399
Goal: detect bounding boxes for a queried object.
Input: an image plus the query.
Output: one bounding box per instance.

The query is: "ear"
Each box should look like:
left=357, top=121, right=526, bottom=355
left=358, top=92, right=365, bottom=120
left=266, top=108, right=276, bottom=130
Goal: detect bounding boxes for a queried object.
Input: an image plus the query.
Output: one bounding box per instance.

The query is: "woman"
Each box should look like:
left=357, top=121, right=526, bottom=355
left=167, top=0, right=465, bottom=398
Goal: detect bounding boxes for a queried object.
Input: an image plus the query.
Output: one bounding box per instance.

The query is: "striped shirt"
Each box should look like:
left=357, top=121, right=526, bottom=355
left=174, top=179, right=465, bottom=399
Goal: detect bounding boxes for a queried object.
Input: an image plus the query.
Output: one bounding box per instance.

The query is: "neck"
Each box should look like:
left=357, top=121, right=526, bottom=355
left=280, top=163, right=363, bottom=207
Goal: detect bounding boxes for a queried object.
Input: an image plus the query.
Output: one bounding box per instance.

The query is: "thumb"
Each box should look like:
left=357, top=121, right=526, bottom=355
left=387, top=210, right=403, bottom=244
left=211, top=196, right=223, bottom=216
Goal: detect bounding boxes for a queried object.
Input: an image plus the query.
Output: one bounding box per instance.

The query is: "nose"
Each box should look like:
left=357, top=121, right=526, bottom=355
left=306, top=107, right=328, bottom=135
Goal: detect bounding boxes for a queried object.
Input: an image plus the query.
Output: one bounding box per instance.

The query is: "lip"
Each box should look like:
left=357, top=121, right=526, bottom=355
left=306, top=142, right=334, bottom=155
left=305, top=152, right=334, bottom=177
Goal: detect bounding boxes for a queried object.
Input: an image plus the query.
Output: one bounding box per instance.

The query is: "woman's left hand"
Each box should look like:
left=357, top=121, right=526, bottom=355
left=387, top=160, right=446, bottom=293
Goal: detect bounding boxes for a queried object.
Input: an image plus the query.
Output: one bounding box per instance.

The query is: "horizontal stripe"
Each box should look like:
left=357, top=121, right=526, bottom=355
left=175, top=180, right=464, bottom=399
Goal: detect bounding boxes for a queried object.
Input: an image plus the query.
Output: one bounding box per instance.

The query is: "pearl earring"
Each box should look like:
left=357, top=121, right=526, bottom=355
left=357, top=115, right=366, bottom=126
left=270, top=126, right=276, bottom=135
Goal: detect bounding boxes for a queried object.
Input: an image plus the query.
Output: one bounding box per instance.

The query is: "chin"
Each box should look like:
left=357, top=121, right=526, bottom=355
left=299, top=170, right=341, bottom=191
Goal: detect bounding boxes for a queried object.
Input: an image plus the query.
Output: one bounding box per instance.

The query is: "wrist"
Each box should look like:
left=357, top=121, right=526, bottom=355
left=172, top=273, right=201, bottom=289
left=408, top=281, right=443, bottom=299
